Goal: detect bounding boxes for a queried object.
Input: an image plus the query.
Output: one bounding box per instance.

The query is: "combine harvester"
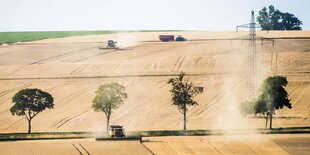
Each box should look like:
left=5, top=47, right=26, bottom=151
left=98, top=40, right=133, bottom=51
left=96, top=125, right=141, bottom=141
left=98, top=40, right=119, bottom=50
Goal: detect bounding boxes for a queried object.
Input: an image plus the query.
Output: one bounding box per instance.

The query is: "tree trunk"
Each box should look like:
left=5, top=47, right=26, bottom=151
left=265, top=114, right=268, bottom=129
left=269, top=110, right=273, bottom=129
left=183, top=103, right=186, bottom=130
left=28, top=119, right=31, bottom=134
left=106, top=115, right=110, bottom=133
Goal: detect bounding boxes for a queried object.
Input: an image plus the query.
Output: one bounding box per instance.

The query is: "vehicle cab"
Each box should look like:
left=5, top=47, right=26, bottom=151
left=109, top=125, right=125, bottom=138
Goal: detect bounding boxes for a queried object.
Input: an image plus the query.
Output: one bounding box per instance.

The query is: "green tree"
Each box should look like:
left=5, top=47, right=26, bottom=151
left=280, top=12, right=303, bottom=30
left=10, top=88, right=54, bottom=133
left=257, top=76, right=292, bottom=129
left=239, top=99, right=269, bottom=128
left=257, top=5, right=281, bottom=30
left=253, top=98, right=269, bottom=129
left=167, top=72, right=204, bottom=130
left=92, top=83, right=127, bottom=132
left=257, top=5, right=302, bottom=30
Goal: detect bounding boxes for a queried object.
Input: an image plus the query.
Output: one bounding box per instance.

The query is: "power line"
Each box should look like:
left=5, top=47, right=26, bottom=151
left=233, top=10, right=274, bottom=99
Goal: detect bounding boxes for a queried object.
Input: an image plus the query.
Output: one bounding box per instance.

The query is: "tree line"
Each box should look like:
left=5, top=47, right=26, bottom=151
left=10, top=73, right=292, bottom=133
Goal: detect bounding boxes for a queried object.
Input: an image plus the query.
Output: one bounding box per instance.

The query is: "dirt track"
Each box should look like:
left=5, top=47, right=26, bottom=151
left=0, top=31, right=310, bottom=133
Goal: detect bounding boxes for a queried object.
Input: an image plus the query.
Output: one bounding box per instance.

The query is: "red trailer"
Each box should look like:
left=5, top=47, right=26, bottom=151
left=159, top=35, right=174, bottom=42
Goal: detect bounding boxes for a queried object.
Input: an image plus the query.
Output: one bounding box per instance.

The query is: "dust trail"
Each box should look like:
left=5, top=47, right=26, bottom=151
left=210, top=41, right=272, bottom=133
left=113, top=32, right=141, bottom=48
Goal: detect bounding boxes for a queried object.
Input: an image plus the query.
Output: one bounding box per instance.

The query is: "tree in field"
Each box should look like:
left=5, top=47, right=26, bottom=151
left=92, top=83, right=127, bottom=132
left=10, top=88, right=54, bottom=133
left=167, top=72, right=204, bottom=130
left=257, top=5, right=302, bottom=30
left=257, top=76, right=292, bottom=129
left=240, top=76, right=292, bottom=129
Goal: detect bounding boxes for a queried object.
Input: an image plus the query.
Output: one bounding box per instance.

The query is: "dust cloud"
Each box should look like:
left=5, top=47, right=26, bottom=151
left=210, top=41, right=272, bottom=133
left=113, top=32, right=141, bottom=48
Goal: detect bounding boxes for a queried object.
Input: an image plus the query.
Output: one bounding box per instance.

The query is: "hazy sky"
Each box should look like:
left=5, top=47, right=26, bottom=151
left=0, top=0, right=309, bottom=31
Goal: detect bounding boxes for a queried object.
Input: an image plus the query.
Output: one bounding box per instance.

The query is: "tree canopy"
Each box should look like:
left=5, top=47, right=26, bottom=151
left=167, top=72, right=203, bottom=130
left=92, top=82, right=127, bottom=132
left=257, top=5, right=302, bottom=30
left=259, top=76, right=292, bottom=110
left=258, top=76, right=292, bottom=129
left=10, top=88, right=54, bottom=133
left=239, top=76, right=292, bottom=129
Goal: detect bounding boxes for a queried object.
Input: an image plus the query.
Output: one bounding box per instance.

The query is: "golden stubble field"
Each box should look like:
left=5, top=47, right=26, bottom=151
left=0, top=31, right=309, bottom=154
left=0, top=134, right=309, bottom=155
left=0, top=31, right=309, bottom=132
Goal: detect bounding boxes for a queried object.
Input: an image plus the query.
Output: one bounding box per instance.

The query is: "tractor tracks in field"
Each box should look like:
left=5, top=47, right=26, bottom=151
left=4, top=118, right=24, bottom=130
left=51, top=87, right=92, bottom=129
left=200, top=139, right=223, bottom=155
left=195, top=57, right=202, bottom=64
left=292, top=82, right=310, bottom=108
left=28, top=46, right=98, bottom=65
left=72, top=49, right=115, bottom=63
left=193, top=77, right=245, bottom=116
left=140, top=141, right=156, bottom=155
left=50, top=109, right=91, bottom=132
left=73, top=47, right=132, bottom=63
left=1, top=84, right=30, bottom=130
left=7, top=68, right=21, bottom=76
left=129, top=45, right=176, bottom=59
left=289, top=81, right=304, bottom=96
left=170, top=57, right=186, bottom=72
left=72, top=143, right=83, bottom=155
left=0, top=83, right=31, bottom=98
left=176, top=57, right=186, bottom=71
left=70, top=64, right=90, bottom=75
left=170, top=57, right=181, bottom=72
left=79, top=143, right=90, bottom=155
left=53, top=109, right=91, bottom=130
left=72, top=142, right=91, bottom=155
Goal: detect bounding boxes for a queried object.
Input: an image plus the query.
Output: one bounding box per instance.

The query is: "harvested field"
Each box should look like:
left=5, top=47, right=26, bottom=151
left=0, top=139, right=151, bottom=155
left=0, top=31, right=310, bottom=133
left=142, top=134, right=310, bottom=155
left=0, top=134, right=309, bottom=155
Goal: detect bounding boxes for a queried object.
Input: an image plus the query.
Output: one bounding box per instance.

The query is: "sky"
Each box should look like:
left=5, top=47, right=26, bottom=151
left=0, top=0, right=309, bottom=31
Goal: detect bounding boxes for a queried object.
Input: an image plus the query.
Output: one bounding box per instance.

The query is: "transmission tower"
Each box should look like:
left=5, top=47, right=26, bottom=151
left=230, top=10, right=274, bottom=100
left=235, top=10, right=261, bottom=99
